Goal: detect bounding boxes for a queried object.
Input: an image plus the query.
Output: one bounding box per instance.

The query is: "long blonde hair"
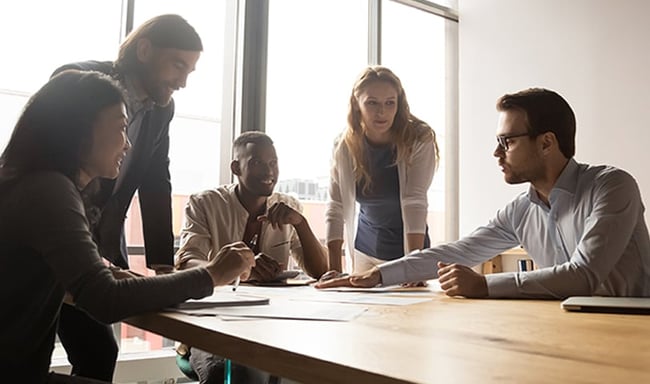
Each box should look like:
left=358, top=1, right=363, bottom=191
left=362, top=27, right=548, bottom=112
left=337, top=66, right=439, bottom=194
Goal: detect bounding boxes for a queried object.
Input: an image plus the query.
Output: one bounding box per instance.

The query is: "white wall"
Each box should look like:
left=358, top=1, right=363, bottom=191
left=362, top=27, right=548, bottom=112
left=458, top=0, right=650, bottom=235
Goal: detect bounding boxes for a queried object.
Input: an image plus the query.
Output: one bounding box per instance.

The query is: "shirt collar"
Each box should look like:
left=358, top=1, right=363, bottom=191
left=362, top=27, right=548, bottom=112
left=551, top=158, right=579, bottom=194
left=230, top=183, right=278, bottom=217
left=122, top=75, right=155, bottom=115
left=526, top=158, right=578, bottom=205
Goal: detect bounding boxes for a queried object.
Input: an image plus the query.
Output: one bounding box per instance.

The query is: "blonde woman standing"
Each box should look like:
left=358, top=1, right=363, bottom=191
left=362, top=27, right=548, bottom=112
left=325, top=66, right=439, bottom=278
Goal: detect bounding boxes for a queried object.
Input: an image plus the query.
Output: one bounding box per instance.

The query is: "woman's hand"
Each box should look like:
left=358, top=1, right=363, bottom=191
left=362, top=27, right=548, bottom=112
left=205, top=241, right=256, bottom=286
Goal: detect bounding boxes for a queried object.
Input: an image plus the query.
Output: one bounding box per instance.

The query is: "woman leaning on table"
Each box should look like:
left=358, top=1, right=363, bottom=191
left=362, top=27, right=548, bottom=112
left=0, top=70, right=255, bottom=384
left=324, top=66, right=439, bottom=280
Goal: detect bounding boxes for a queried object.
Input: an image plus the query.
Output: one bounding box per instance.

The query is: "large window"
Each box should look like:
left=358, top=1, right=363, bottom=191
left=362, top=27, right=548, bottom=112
left=382, top=0, right=449, bottom=242
left=0, top=0, right=121, bottom=150
left=266, top=1, right=369, bottom=243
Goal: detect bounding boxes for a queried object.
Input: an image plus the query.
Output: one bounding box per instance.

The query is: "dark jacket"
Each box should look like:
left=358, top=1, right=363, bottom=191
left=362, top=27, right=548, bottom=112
left=52, top=61, right=175, bottom=269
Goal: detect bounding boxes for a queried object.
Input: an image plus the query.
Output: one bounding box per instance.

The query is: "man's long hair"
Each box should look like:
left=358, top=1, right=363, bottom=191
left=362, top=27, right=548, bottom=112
left=115, top=14, right=203, bottom=74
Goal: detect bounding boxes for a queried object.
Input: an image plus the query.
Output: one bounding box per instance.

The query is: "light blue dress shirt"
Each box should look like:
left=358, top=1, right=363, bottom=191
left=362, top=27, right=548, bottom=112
left=379, top=159, right=650, bottom=298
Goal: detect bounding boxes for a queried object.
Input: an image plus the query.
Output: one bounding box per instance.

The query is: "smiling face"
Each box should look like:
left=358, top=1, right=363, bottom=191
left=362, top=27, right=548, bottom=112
left=493, top=109, right=543, bottom=185
left=137, top=43, right=201, bottom=106
left=80, top=103, right=130, bottom=183
left=355, top=80, right=399, bottom=144
left=232, top=141, right=279, bottom=198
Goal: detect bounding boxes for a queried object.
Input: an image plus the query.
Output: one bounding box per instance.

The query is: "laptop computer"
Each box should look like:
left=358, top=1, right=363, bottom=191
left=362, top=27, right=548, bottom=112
left=561, top=296, right=650, bottom=315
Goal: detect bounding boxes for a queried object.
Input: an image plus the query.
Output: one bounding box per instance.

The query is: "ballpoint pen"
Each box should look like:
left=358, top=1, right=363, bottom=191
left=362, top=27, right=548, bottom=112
left=233, top=233, right=258, bottom=291
left=270, top=240, right=290, bottom=249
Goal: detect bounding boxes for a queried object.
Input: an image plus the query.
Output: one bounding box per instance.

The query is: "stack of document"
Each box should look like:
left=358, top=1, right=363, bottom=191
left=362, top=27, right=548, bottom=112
left=168, top=284, right=437, bottom=321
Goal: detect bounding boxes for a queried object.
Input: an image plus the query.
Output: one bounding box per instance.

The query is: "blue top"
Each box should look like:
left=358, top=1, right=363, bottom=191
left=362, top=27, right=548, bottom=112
left=354, top=140, right=430, bottom=261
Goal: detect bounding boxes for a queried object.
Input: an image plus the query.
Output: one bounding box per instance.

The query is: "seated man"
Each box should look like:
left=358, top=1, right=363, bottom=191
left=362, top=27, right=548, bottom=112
left=176, top=131, right=328, bottom=383
left=318, top=87, right=650, bottom=299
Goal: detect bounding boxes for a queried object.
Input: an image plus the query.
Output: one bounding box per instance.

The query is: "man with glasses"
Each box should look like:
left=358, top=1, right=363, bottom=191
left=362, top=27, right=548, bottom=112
left=318, top=87, right=650, bottom=299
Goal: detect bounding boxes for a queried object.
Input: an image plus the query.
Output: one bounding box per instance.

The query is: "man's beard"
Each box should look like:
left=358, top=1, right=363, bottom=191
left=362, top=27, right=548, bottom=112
left=140, top=70, right=173, bottom=106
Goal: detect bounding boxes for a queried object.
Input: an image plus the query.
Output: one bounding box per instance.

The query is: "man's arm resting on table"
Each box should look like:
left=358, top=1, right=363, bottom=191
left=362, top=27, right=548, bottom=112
left=316, top=266, right=381, bottom=288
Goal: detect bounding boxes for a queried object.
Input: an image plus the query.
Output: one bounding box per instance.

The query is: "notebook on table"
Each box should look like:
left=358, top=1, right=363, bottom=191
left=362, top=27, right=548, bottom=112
left=561, top=296, right=650, bottom=315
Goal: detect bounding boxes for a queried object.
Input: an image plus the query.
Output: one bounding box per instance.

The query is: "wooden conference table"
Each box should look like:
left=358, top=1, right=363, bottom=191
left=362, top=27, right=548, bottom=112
left=125, top=285, right=650, bottom=384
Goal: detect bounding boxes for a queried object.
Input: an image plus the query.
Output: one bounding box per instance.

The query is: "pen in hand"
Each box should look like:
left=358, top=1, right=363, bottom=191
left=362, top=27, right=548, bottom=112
left=233, top=233, right=258, bottom=292
left=232, top=277, right=241, bottom=292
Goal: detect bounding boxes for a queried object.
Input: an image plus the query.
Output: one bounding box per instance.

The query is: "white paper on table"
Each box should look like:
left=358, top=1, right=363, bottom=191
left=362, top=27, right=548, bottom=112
left=174, top=300, right=367, bottom=321
left=230, top=285, right=314, bottom=296
left=290, top=293, right=432, bottom=306
left=226, top=284, right=435, bottom=306
left=318, top=285, right=433, bottom=294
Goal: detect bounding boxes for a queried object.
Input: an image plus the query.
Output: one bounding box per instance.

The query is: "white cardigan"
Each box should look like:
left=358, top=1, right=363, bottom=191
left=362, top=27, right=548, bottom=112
left=325, top=138, right=437, bottom=271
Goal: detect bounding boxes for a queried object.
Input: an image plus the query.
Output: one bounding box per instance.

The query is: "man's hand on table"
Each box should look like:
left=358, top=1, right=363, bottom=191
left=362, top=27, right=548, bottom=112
left=315, top=267, right=382, bottom=289
left=437, top=261, right=488, bottom=298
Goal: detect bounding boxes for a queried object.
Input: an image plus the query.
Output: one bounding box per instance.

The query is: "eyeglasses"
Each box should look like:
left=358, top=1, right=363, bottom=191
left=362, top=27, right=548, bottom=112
left=496, top=132, right=530, bottom=151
